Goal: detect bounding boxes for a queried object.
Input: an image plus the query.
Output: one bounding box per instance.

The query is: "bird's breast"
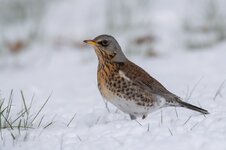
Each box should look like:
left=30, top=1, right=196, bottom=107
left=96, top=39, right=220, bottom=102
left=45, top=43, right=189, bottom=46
left=97, top=62, right=119, bottom=100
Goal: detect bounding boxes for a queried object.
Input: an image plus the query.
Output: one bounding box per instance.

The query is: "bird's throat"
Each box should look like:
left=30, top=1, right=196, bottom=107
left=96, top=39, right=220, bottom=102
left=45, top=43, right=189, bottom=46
left=95, top=48, right=116, bottom=64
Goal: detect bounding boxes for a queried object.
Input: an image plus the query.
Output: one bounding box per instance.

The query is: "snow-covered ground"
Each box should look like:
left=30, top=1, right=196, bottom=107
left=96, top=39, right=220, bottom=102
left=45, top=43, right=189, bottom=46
left=1, top=0, right=226, bottom=150
left=1, top=42, right=226, bottom=150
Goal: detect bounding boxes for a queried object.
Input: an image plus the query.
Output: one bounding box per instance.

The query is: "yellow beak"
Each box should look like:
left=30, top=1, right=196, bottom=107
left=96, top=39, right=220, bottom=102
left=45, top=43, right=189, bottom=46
left=83, top=40, right=98, bottom=46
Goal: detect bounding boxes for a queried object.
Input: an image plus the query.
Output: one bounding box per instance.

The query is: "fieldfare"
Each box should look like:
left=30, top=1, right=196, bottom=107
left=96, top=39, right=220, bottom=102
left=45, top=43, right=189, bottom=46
left=84, top=34, right=209, bottom=120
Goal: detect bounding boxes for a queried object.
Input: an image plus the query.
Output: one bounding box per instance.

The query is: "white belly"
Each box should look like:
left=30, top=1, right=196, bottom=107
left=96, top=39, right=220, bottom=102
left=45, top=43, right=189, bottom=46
left=107, top=94, right=166, bottom=118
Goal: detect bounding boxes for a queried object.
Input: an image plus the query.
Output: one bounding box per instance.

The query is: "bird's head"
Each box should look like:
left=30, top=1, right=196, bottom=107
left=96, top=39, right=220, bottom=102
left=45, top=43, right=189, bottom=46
left=84, top=34, right=127, bottom=63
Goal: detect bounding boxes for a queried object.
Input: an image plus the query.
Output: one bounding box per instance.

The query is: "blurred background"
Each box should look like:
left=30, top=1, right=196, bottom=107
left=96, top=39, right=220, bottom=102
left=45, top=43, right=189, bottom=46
left=0, top=0, right=226, bottom=65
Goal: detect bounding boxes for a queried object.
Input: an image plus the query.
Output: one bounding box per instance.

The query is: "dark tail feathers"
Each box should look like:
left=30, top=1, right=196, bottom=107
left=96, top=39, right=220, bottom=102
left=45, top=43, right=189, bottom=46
left=177, top=100, right=209, bottom=114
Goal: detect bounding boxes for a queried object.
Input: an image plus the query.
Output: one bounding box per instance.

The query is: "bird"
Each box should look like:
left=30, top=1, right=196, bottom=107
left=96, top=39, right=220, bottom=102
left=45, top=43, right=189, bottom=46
left=83, top=34, right=209, bottom=120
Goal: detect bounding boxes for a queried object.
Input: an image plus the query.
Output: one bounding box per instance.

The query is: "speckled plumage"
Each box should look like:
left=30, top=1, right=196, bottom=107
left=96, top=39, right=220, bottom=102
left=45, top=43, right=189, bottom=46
left=84, top=34, right=209, bottom=120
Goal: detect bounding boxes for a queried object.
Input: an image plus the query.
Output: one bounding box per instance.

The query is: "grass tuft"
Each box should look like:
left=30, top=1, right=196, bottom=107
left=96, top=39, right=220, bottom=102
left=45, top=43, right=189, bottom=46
left=0, top=90, right=52, bottom=141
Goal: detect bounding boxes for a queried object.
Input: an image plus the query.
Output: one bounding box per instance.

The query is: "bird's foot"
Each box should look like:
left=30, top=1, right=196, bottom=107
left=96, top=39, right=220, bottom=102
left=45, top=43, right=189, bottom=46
left=129, top=114, right=137, bottom=120
left=142, top=114, right=147, bottom=119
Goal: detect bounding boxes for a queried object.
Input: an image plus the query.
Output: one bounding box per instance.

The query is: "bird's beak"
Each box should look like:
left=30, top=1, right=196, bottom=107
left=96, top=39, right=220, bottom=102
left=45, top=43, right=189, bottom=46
left=83, top=40, right=98, bottom=46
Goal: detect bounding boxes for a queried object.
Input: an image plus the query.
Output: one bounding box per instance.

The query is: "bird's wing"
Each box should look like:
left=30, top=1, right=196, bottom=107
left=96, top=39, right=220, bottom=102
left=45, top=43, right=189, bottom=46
left=119, top=60, right=173, bottom=96
left=118, top=61, right=210, bottom=114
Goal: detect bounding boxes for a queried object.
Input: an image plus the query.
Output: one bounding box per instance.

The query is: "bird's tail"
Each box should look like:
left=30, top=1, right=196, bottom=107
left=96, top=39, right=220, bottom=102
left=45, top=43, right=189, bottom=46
left=177, top=100, right=209, bottom=114
left=167, top=95, right=209, bottom=114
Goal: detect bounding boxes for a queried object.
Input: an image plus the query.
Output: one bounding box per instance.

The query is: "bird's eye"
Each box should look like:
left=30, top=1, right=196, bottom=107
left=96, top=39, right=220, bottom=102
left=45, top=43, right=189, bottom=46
left=99, top=40, right=109, bottom=47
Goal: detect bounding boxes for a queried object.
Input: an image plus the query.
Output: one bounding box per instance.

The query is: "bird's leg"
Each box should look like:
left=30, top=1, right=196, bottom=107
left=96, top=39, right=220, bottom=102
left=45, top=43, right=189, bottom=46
left=129, top=114, right=137, bottom=120
left=142, top=114, right=147, bottom=119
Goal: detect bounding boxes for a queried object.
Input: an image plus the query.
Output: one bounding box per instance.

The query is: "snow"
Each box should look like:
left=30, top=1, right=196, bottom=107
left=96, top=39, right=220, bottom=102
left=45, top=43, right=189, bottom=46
left=1, top=0, right=226, bottom=150
left=1, top=43, right=226, bottom=150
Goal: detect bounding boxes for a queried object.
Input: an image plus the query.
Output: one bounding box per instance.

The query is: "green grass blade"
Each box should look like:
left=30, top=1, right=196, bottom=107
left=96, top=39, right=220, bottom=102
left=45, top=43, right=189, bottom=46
left=11, top=110, right=27, bottom=125
left=67, top=113, right=76, bottom=127
left=30, top=94, right=51, bottom=125
left=38, top=115, right=45, bottom=128
left=44, top=122, right=53, bottom=129
left=21, top=90, right=29, bottom=115
left=2, top=114, right=14, bottom=130
left=5, top=90, right=13, bottom=125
